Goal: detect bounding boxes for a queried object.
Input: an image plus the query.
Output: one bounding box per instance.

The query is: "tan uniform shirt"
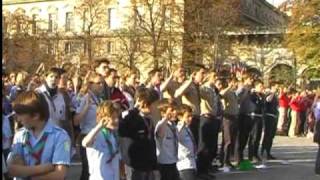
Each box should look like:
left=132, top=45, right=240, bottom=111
left=200, top=84, right=218, bottom=116
left=182, top=82, right=201, bottom=116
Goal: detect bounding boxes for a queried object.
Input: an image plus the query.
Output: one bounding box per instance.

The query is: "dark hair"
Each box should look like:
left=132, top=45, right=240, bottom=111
left=135, top=87, right=155, bottom=106
left=13, top=91, right=49, bottom=121
left=92, top=58, right=110, bottom=70
left=106, top=68, right=118, bottom=77
left=158, top=98, right=178, bottom=114
left=45, top=67, right=63, bottom=77
left=177, top=104, right=193, bottom=117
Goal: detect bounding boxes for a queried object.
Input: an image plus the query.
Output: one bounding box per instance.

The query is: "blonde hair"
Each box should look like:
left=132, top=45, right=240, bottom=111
left=96, top=101, right=120, bottom=123
left=79, top=71, right=102, bottom=96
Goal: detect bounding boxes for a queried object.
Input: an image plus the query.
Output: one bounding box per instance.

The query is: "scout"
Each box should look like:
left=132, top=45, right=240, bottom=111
left=7, top=91, right=71, bottom=180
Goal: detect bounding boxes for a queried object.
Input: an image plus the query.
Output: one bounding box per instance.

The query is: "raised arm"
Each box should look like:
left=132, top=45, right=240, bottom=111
left=82, top=121, right=104, bottom=147
left=174, top=73, right=194, bottom=98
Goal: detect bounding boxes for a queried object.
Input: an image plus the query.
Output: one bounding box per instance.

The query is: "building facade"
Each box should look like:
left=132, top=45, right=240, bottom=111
left=4, top=0, right=308, bottom=84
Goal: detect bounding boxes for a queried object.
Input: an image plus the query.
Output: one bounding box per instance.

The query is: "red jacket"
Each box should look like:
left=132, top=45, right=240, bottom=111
left=279, top=92, right=290, bottom=108
left=290, top=96, right=303, bottom=112
left=110, top=87, right=129, bottom=110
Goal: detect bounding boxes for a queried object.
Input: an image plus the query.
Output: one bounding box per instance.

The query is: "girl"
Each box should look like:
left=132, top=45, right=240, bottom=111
left=82, top=101, right=120, bottom=180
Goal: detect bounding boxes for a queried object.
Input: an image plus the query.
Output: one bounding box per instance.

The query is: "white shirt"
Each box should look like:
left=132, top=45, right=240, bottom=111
left=86, top=130, right=120, bottom=180
left=155, top=119, right=178, bottom=164
left=36, top=85, right=66, bottom=126
left=177, top=122, right=197, bottom=171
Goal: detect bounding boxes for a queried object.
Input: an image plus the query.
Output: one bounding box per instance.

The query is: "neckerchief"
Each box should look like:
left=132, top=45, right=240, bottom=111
left=23, top=131, right=49, bottom=165
left=88, top=91, right=101, bottom=106
left=167, top=122, right=178, bottom=156
left=183, top=124, right=197, bottom=156
left=101, top=128, right=118, bottom=163
left=143, top=116, right=153, bottom=140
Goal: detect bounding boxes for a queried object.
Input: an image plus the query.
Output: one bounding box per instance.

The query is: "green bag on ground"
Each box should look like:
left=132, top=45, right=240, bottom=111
left=238, top=160, right=255, bottom=171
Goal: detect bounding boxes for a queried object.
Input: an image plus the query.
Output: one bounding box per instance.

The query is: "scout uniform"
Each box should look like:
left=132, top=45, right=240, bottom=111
left=76, top=91, right=101, bottom=180
left=177, top=122, right=197, bottom=180
left=7, top=121, right=71, bottom=180
left=155, top=119, right=180, bottom=180
left=86, top=128, right=120, bottom=180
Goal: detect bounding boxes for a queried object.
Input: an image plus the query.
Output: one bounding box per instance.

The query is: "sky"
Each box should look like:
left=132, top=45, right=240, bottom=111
left=266, top=0, right=288, bottom=7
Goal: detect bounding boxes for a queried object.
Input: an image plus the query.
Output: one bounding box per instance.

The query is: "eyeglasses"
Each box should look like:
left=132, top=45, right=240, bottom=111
left=90, top=81, right=103, bottom=85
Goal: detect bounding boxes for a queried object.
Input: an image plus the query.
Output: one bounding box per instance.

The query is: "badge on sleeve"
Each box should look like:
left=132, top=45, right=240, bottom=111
left=64, top=141, right=71, bottom=152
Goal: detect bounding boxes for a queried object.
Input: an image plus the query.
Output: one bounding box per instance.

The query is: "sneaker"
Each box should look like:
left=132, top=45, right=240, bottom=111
left=267, top=154, right=277, bottom=160
left=219, top=166, right=231, bottom=173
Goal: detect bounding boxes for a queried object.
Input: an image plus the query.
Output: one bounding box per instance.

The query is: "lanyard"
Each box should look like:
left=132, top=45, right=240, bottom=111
left=23, top=131, right=49, bottom=165
left=184, top=125, right=197, bottom=155
left=167, top=123, right=178, bottom=156
left=101, top=128, right=118, bottom=163
left=43, top=92, right=56, bottom=112
left=89, top=92, right=100, bottom=106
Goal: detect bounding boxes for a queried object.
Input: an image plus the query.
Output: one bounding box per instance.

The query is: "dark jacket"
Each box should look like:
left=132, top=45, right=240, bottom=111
left=314, top=120, right=320, bottom=144
left=118, top=108, right=157, bottom=171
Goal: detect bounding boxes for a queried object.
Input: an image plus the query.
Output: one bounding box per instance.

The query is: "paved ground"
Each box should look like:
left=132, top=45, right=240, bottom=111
left=66, top=136, right=319, bottom=180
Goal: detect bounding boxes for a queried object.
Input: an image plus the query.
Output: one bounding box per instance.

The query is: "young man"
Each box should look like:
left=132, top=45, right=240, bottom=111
left=155, top=99, right=180, bottom=180
left=7, top=91, right=71, bottom=180
left=105, top=68, right=129, bottom=110
left=93, top=58, right=111, bottom=100
left=35, top=68, right=68, bottom=128
left=261, top=83, right=279, bottom=159
left=220, top=78, right=239, bottom=170
left=74, top=72, right=105, bottom=180
left=118, top=87, right=158, bottom=180
left=247, top=80, right=265, bottom=162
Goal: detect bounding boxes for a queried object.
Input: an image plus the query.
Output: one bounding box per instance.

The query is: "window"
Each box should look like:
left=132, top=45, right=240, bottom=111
left=65, top=42, right=72, bottom=54
left=108, top=8, right=121, bottom=29
left=82, top=11, right=87, bottom=32
left=48, top=13, right=57, bottom=32
left=32, top=14, right=38, bottom=34
left=47, top=43, right=54, bottom=55
left=48, top=14, right=53, bottom=32
left=106, top=41, right=116, bottom=53
left=65, top=12, right=73, bottom=32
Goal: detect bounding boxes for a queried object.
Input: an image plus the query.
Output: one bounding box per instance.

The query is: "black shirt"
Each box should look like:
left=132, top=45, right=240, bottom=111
left=118, top=108, right=157, bottom=171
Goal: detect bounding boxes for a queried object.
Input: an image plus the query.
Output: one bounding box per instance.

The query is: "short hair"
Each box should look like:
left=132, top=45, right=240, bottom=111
left=45, top=67, right=63, bottom=77
left=106, top=68, right=118, bottom=77
left=13, top=91, right=49, bottom=121
left=135, top=87, right=154, bottom=106
left=92, top=58, right=110, bottom=70
left=148, top=68, right=161, bottom=78
left=157, top=98, right=178, bottom=114
left=177, top=104, right=193, bottom=117
left=96, top=101, right=120, bottom=123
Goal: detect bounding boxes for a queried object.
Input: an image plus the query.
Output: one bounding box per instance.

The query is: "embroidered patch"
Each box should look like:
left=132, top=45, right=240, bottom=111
left=64, top=141, right=71, bottom=152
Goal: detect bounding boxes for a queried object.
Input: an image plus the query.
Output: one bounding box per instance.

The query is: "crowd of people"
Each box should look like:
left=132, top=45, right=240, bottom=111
left=2, top=58, right=320, bottom=180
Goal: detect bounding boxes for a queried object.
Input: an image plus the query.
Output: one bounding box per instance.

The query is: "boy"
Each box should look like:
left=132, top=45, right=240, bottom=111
left=176, top=105, right=197, bottom=180
left=155, top=99, right=180, bottom=180
left=118, top=87, right=158, bottom=180
left=7, top=91, right=71, bottom=180
left=82, top=101, right=121, bottom=180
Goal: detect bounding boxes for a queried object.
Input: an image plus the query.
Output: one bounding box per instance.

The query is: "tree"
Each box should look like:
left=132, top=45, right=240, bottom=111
left=3, top=10, right=55, bottom=72
left=285, top=0, right=320, bottom=66
left=132, top=0, right=174, bottom=69
left=75, top=0, right=111, bottom=62
left=182, top=0, right=241, bottom=69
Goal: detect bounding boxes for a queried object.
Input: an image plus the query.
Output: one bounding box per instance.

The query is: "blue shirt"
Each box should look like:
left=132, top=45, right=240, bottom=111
left=86, top=130, right=120, bottom=180
left=314, top=102, right=320, bottom=121
left=76, top=92, right=100, bottom=134
left=8, top=121, right=71, bottom=167
left=2, top=114, right=13, bottom=150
